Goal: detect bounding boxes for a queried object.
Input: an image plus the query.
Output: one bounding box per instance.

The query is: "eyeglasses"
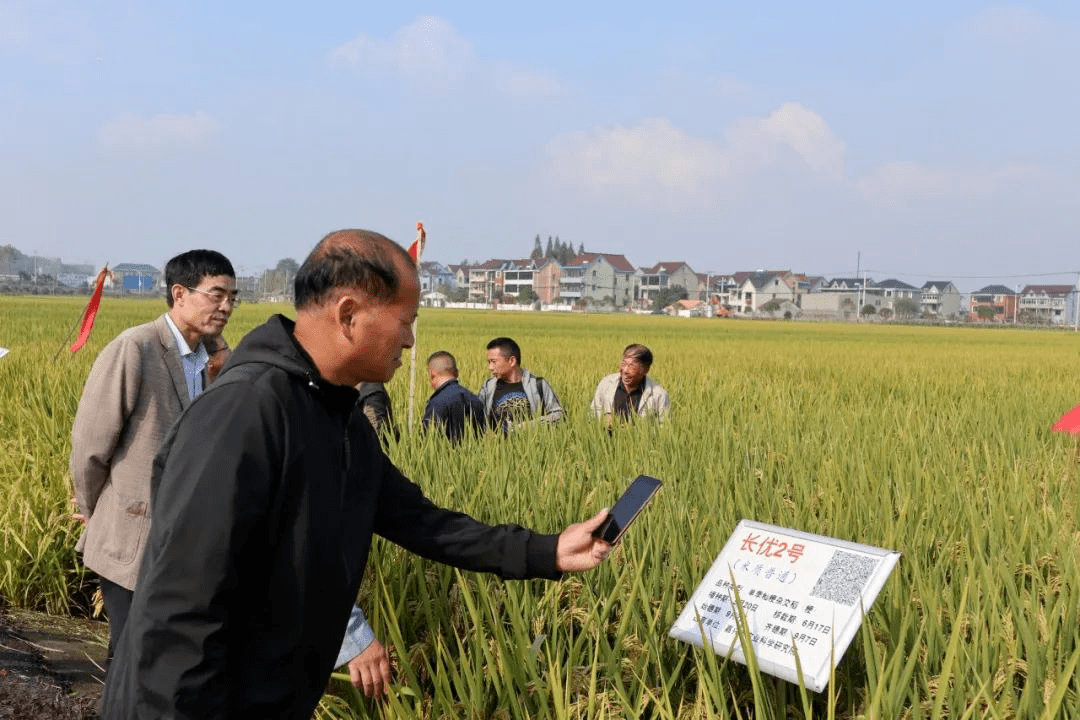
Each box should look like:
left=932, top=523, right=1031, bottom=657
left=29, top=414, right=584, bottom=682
left=186, top=286, right=241, bottom=306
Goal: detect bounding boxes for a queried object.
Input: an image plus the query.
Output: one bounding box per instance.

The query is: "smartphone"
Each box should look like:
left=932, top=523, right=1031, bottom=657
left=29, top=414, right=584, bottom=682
left=593, top=475, right=663, bottom=545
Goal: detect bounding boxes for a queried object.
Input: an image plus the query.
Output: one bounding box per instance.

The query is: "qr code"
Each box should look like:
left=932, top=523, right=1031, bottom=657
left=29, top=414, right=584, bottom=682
left=809, top=550, right=878, bottom=606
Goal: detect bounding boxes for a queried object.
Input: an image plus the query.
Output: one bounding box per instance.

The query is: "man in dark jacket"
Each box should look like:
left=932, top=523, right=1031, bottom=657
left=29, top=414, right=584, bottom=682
left=422, top=350, right=485, bottom=442
left=355, top=381, right=399, bottom=440
left=100, top=229, right=611, bottom=719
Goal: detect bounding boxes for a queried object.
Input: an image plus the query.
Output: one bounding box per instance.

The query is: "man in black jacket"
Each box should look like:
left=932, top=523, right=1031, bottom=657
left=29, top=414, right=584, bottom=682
left=101, top=230, right=612, bottom=719
left=422, top=350, right=485, bottom=442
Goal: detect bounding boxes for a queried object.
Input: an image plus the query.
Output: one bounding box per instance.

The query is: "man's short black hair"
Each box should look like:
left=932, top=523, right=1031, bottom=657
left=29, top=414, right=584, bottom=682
left=486, top=337, right=520, bottom=365
left=623, top=343, right=653, bottom=368
left=294, top=229, right=414, bottom=311
left=164, top=250, right=235, bottom=308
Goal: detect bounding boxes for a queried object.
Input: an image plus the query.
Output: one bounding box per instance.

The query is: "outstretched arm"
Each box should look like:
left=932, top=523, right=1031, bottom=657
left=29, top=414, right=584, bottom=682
left=373, top=461, right=612, bottom=579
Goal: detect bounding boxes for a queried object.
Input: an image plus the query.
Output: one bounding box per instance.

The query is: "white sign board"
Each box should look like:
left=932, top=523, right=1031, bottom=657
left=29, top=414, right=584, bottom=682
left=669, top=519, right=899, bottom=693
left=0, top=347, right=8, bottom=360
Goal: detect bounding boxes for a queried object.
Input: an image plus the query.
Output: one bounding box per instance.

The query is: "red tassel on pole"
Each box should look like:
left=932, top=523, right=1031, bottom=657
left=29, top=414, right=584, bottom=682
left=70, top=266, right=113, bottom=353
left=408, top=221, right=426, bottom=266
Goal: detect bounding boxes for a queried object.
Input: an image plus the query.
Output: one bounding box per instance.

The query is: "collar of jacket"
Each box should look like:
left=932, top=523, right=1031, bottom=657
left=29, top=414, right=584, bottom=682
left=226, top=313, right=360, bottom=415
left=430, top=377, right=460, bottom=397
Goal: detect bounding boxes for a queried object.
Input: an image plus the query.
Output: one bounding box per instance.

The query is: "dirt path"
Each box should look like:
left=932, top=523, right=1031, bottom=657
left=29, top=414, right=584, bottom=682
left=0, top=608, right=106, bottom=720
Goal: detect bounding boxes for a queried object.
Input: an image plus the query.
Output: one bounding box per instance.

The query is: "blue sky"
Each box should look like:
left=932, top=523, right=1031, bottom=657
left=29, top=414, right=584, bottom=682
left=3, top=1, right=1078, bottom=290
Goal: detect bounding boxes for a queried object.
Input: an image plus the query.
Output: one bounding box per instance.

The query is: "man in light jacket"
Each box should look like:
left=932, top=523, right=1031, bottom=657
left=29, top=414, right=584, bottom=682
left=478, top=336, right=563, bottom=431
left=70, top=249, right=237, bottom=671
left=590, top=344, right=670, bottom=424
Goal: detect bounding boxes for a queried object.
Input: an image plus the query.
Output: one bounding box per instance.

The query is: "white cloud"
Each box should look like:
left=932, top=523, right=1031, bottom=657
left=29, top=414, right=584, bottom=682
left=545, top=118, right=729, bottom=196
left=726, top=102, right=846, bottom=179
left=98, top=112, right=219, bottom=152
left=544, top=103, right=1074, bottom=218
left=544, top=103, right=844, bottom=198
left=328, top=16, right=470, bottom=91
left=328, top=16, right=565, bottom=99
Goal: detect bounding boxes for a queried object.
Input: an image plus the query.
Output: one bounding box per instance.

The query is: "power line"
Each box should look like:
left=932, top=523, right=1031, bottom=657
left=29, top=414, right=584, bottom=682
left=812, top=268, right=1080, bottom=281
left=863, top=269, right=1080, bottom=280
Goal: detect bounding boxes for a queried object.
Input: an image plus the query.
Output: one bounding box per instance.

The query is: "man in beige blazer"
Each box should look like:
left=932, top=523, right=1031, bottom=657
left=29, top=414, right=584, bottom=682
left=71, top=249, right=237, bottom=668
left=71, top=250, right=390, bottom=696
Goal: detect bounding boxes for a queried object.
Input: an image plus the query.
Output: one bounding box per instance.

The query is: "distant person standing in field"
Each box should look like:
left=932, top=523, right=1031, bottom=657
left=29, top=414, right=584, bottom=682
left=356, top=381, right=399, bottom=441
left=590, top=344, right=670, bottom=424
left=479, top=336, right=564, bottom=432
left=99, top=229, right=611, bottom=718
left=423, top=350, right=485, bottom=442
left=69, top=249, right=237, bottom=671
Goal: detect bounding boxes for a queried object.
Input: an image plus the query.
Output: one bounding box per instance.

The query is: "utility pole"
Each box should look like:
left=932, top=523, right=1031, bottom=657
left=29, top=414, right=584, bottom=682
left=1074, top=273, right=1080, bottom=331
left=855, top=251, right=861, bottom=323
left=861, top=267, right=867, bottom=319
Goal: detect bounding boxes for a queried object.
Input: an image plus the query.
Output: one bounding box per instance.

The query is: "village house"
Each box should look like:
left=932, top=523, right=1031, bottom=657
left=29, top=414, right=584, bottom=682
left=729, top=270, right=796, bottom=313
left=664, top=298, right=708, bottom=317
left=876, top=278, right=920, bottom=301
left=635, top=262, right=698, bottom=307
left=1018, top=284, right=1077, bottom=325
left=449, top=264, right=475, bottom=291
left=468, top=259, right=508, bottom=302
left=418, top=261, right=455, bottom=293
left=969, top=284, right=1018, bottom=322
left=498, top=257, right=562, bottom=304
left=563, top=252, right=635, bottom=306
left=920, top=281, right=962, bottom=317
left=112, top=263, right=162, bottom=293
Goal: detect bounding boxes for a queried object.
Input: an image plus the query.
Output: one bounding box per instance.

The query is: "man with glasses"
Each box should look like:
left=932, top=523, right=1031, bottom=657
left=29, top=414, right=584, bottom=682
left=70, top=249, right=239, bottom=678
left=590, top=344, right=670, bottom=424
left=183, top=283, right=240, bottom=380
left=71, top=249, right=387, bottom=697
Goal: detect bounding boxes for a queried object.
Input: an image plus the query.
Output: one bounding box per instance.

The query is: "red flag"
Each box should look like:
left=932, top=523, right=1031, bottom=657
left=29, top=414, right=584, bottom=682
left=408, top=221, right=426, bottom=266
left=1052, top=403, right=1080, bottom=436
left=70, top=267, right=113, bottom=353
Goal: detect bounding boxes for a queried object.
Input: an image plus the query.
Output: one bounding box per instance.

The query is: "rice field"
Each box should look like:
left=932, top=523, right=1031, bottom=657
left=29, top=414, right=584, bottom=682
left=1, top=295, right=1078, bottom=718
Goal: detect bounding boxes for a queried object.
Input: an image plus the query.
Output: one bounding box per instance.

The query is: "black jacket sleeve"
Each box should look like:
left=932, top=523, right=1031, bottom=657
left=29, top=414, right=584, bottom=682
left=371, top=459, right=561, bottom=581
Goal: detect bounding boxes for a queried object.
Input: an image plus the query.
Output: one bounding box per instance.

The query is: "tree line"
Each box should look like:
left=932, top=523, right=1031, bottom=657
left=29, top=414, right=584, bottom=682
left=529, top=235, right=584, bottom=265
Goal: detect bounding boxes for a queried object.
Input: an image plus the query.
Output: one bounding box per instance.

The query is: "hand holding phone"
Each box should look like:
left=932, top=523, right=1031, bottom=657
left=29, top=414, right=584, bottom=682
left=593, top=475, right=663, bottom=545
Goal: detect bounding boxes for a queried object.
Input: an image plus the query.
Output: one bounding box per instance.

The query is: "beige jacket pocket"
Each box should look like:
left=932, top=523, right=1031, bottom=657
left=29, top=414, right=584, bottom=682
left=85, top=488, right=151, bottom=567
